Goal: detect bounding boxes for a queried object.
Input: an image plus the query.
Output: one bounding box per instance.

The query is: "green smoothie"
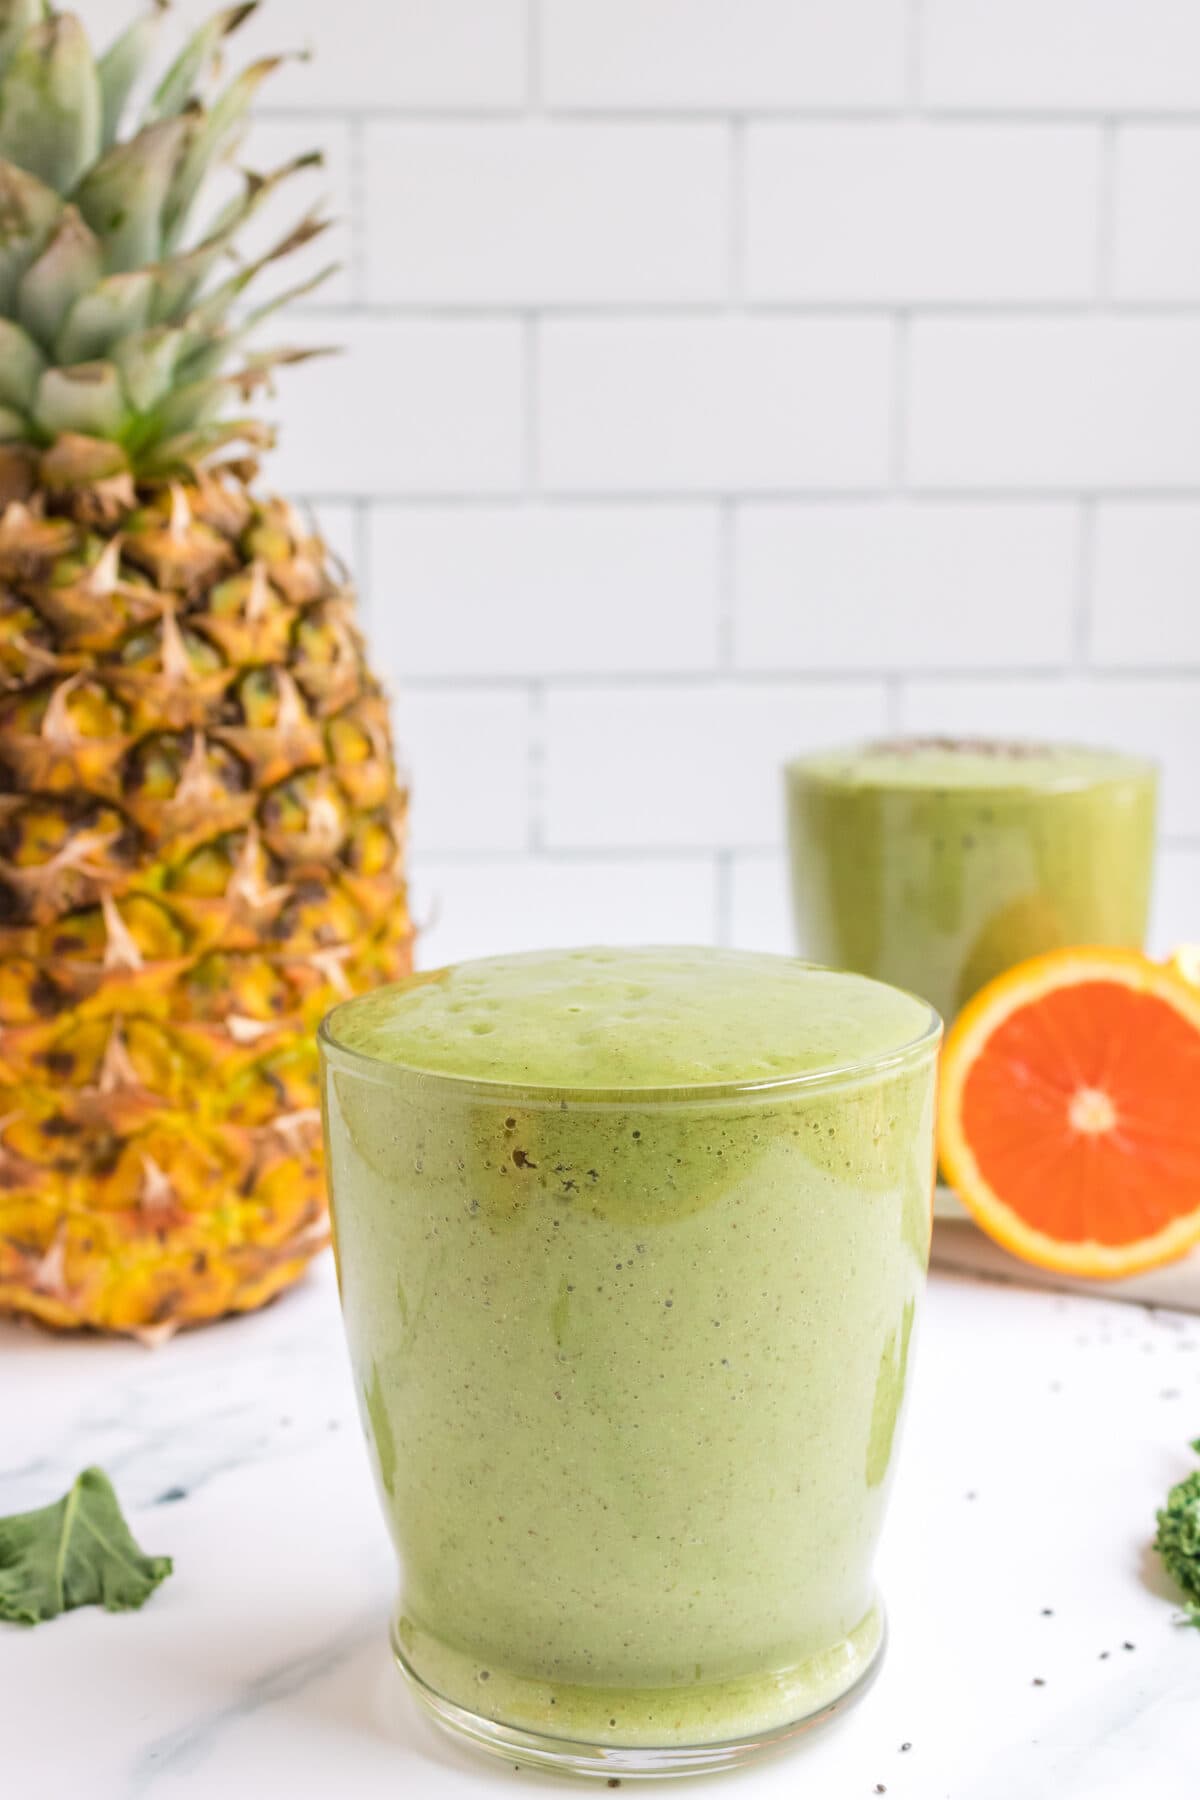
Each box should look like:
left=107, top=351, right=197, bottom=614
left=787, top=739, right=1157, bottom=1023
left=321, top=948, right=939, bottom=1774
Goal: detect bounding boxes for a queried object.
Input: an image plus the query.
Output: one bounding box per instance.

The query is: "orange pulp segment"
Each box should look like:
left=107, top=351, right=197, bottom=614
left=939, top=947, right=1200, bottom=1278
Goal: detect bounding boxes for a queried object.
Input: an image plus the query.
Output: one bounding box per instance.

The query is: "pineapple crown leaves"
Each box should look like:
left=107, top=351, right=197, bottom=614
left=0, top=1, right=336, bottom=474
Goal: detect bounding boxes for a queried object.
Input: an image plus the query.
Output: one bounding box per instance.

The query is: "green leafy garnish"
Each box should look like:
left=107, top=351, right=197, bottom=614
left=0, top=1467, right=172, bottom=1626
left=1155, top=1438, right=1200, bottom=1628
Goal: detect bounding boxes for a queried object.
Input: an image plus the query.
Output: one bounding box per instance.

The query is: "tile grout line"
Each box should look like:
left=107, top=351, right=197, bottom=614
left=522, top=314, right=541, bottom=495
left=292, top=298, right=1200, bottom=320
left=376, top=664, right=1200, bottom=691
left=256, top=104, right=1200, bottom=125
left=527, top=682, right=547, bottom=852
left=1095, top=118, right=1119, bottom=301
left=889, top=312, right=911, bottom=491
left=408, top=835, right=1200, bottom=866
left=714, top=851, right=734, bottom=947
left=899, top=0, right=921, bottom=583
left=292, top=487, right=1200, bottom=506
left=717, top=502, right=737, bottom=669
left=529, top=0, right=543, bottom=111
left=906, top=0, right=925, bottom=111
left=727, top=116, right=747, bottom=306
left=346, top=114, right=369, bottom=306
left=1074, top=501, right=1096, bottom=669
left=351, top=498, right=373, bottom=627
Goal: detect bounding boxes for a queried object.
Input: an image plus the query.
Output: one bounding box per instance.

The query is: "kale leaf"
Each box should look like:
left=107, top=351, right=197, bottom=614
left=1155, top=1438, right=1200, bottom=1628
left=0, top=1467, right=172, bottom=1626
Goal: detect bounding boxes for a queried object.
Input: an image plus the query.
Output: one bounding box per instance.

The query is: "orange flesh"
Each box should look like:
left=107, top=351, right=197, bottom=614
left=961, top=980, right=1200, bottom=1246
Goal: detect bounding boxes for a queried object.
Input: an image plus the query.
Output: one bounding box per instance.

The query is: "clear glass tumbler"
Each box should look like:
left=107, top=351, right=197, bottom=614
left=787, top=738, right=1157, bottom=1023
left=320, top=949, right=940, bottom=1779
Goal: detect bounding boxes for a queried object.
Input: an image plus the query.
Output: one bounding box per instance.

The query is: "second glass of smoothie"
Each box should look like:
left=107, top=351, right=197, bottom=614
left=786, top=739, right=1157, bottom=1023
left=320, top=947, right=939, bottom=1778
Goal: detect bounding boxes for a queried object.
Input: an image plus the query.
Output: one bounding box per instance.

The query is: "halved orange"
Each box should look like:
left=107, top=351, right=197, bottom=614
left=939, top=947, right=1200, bottom=1278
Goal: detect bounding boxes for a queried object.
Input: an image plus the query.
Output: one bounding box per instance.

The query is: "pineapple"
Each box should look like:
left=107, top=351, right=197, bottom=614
left=0, top=1, right=412, bottom=1339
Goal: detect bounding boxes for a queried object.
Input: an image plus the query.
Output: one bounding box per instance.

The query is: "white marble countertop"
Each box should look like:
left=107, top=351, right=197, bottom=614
left=3, top=1259, right=1199, bottom=1800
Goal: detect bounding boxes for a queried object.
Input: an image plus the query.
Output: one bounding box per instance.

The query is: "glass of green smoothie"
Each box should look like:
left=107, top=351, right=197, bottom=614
left=786, top=739, right=1158, bottom=1024
left=320, top=947, right=940, bottom=1778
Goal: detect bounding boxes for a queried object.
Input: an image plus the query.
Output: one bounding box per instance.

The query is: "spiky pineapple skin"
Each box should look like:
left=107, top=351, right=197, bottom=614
left=0, top=449, right=412, bottom=1337
left=0, top=2, right=416, bottom=1333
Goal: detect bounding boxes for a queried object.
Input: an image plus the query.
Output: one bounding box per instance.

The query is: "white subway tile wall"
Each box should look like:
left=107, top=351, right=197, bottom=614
left=76, top=0, right=1200, bottom=961
left=541, top=0, right=909, bottom=110
left=395, top=690, right=534, bottom=854
left=542, top=682, right=888, bottom=850
left=365, top=123, right=731, bottom=304
left=263, top=318, right=526, bottom=497
left=369, top=505, right=723, bottom=677
left=908, top=319, right=1200, bottom=490
left=744, top=123, right=1100, bottom=303
left=734, top=503, right=1079, bottom=671
left=540, top=318, right=894, bottom=491
left=921, top=1, right=1200, bottom=112
left=1113, top=129, right=1200, bottom=300
left=1092, top=506, right=1200, bottom=667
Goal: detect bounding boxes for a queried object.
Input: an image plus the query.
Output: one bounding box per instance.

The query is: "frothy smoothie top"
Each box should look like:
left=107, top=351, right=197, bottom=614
left=323, top=946, right=937, bottom=1091
left=789, top=738, right=1156, bottom=792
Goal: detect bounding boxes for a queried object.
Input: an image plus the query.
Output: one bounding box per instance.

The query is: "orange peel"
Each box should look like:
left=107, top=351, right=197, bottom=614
left=939, top=947, right=1200, bottom=1279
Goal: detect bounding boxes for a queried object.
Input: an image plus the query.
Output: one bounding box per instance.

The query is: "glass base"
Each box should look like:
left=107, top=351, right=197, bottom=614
left=393, top=1600, right=886, bottom=1780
